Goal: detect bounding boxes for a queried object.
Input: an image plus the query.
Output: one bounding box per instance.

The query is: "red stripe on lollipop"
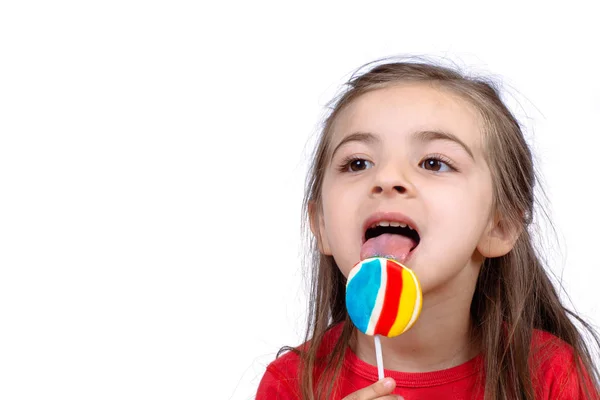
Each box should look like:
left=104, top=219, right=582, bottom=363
left=374, top=260, right=404, bottom=336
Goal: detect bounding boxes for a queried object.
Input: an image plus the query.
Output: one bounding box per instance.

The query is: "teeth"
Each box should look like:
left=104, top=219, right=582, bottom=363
left=370, top=220, right=416, bottom=231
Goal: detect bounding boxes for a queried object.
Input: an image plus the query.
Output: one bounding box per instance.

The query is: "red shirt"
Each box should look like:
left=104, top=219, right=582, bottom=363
left=256, top=323, right=598, bottom=399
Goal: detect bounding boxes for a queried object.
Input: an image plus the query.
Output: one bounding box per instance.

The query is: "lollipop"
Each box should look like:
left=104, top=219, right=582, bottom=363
left=346, top=257, right=422, bottom=336
left=346, top=257, right=422, bottom=378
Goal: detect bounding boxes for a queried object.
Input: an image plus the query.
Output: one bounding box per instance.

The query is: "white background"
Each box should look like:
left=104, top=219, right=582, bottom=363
left=0, top=1, right=599, bottom=399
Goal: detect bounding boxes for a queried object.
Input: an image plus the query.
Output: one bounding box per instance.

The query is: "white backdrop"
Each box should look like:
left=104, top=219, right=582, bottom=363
left=1, top=1, right=598, bottom=399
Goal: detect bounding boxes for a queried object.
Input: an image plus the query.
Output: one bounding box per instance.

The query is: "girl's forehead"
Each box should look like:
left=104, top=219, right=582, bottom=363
left=330, top=83, right=485, bottom=150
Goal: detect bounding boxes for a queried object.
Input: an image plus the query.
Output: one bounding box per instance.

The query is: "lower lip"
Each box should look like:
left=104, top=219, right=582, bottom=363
left=360, top=244, right=419, bottom=266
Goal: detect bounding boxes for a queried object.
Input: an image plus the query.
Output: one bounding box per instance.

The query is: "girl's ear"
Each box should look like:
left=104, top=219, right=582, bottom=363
left=477, top=215, right=521, bottom=258
left=308, top=201, right=332, bottom=255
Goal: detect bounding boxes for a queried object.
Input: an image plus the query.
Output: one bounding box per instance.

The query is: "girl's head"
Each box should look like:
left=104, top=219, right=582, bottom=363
left=308, top=70, right=526, bottom=296
left=298, top=59, right=598, bottom=399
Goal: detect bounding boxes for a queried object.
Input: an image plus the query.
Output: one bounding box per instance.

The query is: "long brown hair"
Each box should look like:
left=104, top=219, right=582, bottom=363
left=288, top=57, right=600, bottom=399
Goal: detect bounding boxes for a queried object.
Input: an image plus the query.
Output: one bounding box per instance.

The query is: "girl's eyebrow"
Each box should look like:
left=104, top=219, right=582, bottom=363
left=330, top=130, right=475, bottom=161
left=413, top=130, right=475, bottom=160
left=331, top=132, right=380, bottom=159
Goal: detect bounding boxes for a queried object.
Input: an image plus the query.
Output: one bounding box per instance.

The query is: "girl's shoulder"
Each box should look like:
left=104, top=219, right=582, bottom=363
left=531, top=328, right=572, bottom=356
left=256, top=324, right=344, bottom=399
left=265, top=323, right=344, bottom=369
left=256, top=350, right=301, bottom=399
left=530, top=329, right=599, bottom=399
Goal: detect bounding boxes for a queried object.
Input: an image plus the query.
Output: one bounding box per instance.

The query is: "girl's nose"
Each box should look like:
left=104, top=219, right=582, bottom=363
left=372, top=184, right=407, bottom=195
left=371, top=165, right=415, bottom=197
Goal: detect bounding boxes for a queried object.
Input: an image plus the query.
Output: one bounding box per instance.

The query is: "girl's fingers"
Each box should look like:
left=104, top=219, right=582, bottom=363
left=342, top=377, right=402, bottom=400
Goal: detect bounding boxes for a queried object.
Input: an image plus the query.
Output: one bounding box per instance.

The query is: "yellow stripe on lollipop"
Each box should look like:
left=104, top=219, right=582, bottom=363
left=403, top=267, right=423, bottom=332
left=387, top=267, right=422, bottom=337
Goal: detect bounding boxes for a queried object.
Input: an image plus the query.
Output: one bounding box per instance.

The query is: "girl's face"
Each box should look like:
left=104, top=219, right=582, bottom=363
left=313, top=83, right=510, bottom=295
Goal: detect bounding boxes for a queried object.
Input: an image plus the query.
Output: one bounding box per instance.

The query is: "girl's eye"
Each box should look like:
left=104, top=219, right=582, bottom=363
left=340, top=158, right=374, bottom=172
left=420, top=157, right=454, bottom=172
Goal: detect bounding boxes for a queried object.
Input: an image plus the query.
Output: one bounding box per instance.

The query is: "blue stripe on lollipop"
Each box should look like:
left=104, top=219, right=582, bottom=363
left=346, top=258, right=381, bottom=334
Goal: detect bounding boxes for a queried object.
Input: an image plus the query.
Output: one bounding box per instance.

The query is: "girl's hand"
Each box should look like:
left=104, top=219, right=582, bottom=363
left=342, top=377, right=404, bottom=400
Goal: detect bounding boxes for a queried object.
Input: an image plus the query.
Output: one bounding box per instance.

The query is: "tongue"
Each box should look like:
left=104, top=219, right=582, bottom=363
left=360, top=233, right=416, bottom=263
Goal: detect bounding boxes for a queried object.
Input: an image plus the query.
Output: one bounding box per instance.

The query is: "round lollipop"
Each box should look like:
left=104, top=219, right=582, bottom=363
left=346, top=257, right=423, bottom=378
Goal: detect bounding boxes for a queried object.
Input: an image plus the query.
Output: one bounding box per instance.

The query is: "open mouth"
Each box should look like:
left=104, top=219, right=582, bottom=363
left=364, top=222, right=420, bottom=251
left=360, top=218, right=421, bottom=263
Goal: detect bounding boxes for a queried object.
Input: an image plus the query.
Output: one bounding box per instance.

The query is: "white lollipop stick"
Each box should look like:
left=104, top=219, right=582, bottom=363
left=374, top=334, right=384, bottom=380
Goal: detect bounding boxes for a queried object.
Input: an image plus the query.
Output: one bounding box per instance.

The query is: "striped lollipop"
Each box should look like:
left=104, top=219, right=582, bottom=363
left=346, top=257, right=422, bottom=337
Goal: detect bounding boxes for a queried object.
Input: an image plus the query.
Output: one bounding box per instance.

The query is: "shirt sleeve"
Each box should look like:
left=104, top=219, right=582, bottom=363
left=256, top=365, right=300, bottom=400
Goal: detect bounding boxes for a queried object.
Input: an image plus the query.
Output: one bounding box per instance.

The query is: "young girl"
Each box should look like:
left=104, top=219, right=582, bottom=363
left=256, top=59, right=600, bottom=399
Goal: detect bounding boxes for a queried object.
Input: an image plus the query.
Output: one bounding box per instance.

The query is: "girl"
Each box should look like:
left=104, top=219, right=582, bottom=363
left=256, top=59, right=600, bottom=399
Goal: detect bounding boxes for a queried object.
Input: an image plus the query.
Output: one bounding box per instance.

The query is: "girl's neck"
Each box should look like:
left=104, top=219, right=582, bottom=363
left=351, top=282, right=481, bottom=373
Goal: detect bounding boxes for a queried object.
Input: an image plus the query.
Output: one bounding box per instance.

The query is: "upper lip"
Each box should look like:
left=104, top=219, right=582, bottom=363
left=362, top=211, right=420, bottom=244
